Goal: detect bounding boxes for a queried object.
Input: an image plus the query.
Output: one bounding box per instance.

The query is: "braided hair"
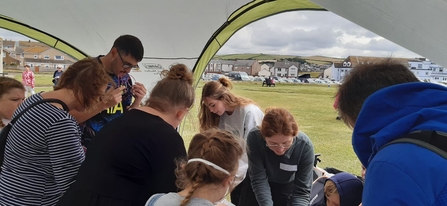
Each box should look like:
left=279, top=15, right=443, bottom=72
left=176, top=129, right=244, bottom=206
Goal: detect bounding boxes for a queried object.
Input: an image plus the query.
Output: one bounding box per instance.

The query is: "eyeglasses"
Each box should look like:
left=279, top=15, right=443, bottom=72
left=117, top=52, right=139, bottom=69
left=266, top=140, right=294, bottom=149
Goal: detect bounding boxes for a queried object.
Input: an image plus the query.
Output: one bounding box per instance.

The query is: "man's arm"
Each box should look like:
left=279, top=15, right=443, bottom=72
left=31, top=72, right=35, bottom=88
left=70, top=87, right=124, bottom=123
left=22, top=72, right=26, bottom=85
left=70, top=102, right=109, bottom=124
left=129, top=82, right=147, bottom=109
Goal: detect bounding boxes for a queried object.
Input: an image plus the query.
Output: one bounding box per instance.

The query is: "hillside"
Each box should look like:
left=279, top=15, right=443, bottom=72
left=214, top=53, right=344, bottom=65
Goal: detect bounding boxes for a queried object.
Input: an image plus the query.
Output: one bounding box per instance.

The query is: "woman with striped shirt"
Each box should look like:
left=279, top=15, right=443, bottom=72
left=0, top=58, right=112, bottom=206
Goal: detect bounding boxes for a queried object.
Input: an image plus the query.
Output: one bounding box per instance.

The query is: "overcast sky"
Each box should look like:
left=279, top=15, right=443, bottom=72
left=1, top=11, right=421, bottom=59
left=218, top=11, right=421, bottom=58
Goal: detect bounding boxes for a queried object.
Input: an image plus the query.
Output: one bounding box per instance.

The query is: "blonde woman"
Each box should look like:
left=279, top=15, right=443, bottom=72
left=147, top=129, right=244, bottom=206
left=199, top=77, right=264, bottom=204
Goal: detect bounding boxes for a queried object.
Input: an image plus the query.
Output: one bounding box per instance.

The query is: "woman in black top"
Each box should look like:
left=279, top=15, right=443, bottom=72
left=56, top=64, right=195, bottom=206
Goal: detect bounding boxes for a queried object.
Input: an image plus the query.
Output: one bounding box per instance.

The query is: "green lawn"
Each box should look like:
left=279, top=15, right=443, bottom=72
left=182, top=81, right=361, bottom=175
left=14, top=70, right=361, bottom=175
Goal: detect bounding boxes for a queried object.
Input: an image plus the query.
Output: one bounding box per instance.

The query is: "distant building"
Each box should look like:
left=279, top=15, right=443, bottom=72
left=1, top=40, right=76, bottom=71
left=272, top=61, right=300, bottom=77
left=408, top=58, right=447, bottom=82
left=325, top=56, right=409, bottom=81
left=258, top=64, right=271, bottom=77
left=2, top=49, right=20, bottom=66
left=205, top=60, right=235, bottom=73
left=233, top=60, right=261, bottom=76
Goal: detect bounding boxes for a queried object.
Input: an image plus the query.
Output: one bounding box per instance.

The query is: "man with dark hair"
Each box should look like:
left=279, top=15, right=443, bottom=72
left=71, top=35, right=147, bottom=147
left=337, top=59, right=447, bottom=205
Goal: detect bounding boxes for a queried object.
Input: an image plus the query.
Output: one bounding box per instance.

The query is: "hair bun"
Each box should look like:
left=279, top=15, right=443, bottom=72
left=218, top=77, right=232, bottom=89
left=162, top=63, right=193, bottom=85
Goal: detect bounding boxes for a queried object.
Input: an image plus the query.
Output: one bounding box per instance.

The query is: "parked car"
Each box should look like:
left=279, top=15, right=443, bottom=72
left=254, top=77, right=264, bottom=81
left=228, top=71, right=250, bottom=81
left=211, top=74, right=225, bottom=80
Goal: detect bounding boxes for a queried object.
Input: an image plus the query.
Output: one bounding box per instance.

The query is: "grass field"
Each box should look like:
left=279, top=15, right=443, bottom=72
left=7, top=70, right=361, bottom=175
left=182, top=81, right=361, bottom=175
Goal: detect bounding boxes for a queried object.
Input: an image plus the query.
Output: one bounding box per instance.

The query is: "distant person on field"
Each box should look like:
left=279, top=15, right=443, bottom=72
left=333, top=93, right=341, bottom=120
left=337, top=59, right=447, bottom=205
left=0, top=77, right=25, bottom=131
left=0, top=58, right=112, bottom=206
left=70, top=35, right=147, bottom=148
left=146, top=129, right=244, bottom=206
left=22, top=65, right=35, bottom=97
left=240, top=108, right=314, bottom=206
left=52, top=65, right=64, bottom=87
left=199, top=76, right=264, bottom=204
left=324, top=172, right=363, bottom=206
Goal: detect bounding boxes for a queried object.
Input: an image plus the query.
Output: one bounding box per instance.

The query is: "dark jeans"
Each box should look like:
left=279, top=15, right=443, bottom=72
left=239, top=174, right=293, bottom=206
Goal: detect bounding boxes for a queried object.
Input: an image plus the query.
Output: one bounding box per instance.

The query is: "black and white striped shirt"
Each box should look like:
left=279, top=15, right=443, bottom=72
left=0, top=94, right=85, bottom=206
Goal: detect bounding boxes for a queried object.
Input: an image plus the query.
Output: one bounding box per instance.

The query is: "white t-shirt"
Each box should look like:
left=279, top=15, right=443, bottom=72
left=0, top=119, right=10, bottom=131
left=218, top=104, right=264, bottom=184
left=218, top=104, right=264, bottom=141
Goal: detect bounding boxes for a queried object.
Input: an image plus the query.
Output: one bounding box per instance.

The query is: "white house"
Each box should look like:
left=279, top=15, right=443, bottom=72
left=272, top=62, right=300, bottom=77
left=324, top=62, right=352, bottom=81
left=408, top=58, right=447, bottom=82
left=288, top=64, right=299, bottom=77
left=258, top=64, right=271, bottom=76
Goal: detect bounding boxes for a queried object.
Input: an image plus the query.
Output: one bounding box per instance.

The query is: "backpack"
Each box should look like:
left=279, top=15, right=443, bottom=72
left=381, top=130, right=447, bottom=159
left=309, top=176, right=327, bottom=206
left=0, top=98, right=68, bottom=171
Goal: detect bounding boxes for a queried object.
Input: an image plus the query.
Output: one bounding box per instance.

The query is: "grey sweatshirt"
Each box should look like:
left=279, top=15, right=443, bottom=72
left=247, top=128, right=314, bottom=206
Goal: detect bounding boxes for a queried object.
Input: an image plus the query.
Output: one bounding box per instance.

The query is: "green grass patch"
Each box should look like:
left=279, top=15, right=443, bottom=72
left=6, top=70, right=55, bottom=87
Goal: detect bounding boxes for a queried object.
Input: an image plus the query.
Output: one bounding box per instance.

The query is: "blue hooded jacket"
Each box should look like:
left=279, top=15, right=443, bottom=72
left=353, top=82, right=447, bottom=205
left=326, top=172, right=363, bottom=206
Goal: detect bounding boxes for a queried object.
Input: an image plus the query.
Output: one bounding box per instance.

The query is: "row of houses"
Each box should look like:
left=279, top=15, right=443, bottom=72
left=323, top=56, right=447, bottom=83
left=205, top=59, right=305, bottom=77
left=1, top=39, right=76, bottom=71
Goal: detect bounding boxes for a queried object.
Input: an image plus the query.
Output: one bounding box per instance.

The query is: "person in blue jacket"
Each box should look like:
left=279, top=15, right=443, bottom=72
left=324, top=172, right=363, bottom=206
left=337, top=59, right=447, bottom=205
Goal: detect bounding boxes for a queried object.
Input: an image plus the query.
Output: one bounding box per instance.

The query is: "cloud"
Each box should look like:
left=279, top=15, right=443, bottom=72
left=218, top=11, right=421, bottom=58
left=0, top=29, right=32, bottom=41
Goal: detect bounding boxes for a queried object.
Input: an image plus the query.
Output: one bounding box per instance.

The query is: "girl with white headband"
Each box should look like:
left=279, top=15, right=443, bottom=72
left=146, top=129, right=244, bottom=206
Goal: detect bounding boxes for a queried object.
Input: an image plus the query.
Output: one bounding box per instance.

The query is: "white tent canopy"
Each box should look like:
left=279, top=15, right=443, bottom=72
left=312, top=0, right=447, bottom=68
left=2, top=0, right=447, bottom=88
left=0, top=0, right=323, bottom=89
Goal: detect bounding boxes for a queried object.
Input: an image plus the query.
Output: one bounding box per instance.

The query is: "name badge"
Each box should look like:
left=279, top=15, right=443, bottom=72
left=280, top=163, right=297, bottom=171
